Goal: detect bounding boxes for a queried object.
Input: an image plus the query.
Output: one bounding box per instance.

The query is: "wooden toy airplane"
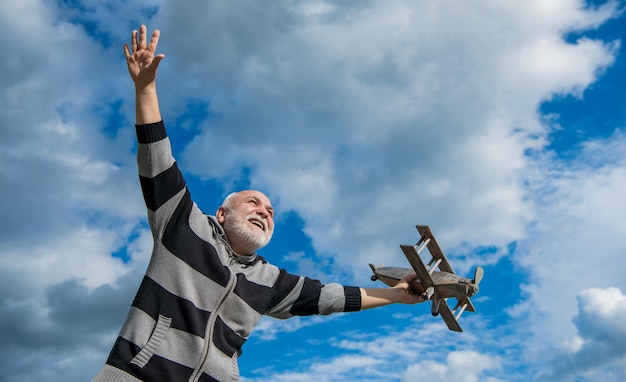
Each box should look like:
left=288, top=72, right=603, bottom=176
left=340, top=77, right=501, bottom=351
left=370, top=225, right=484, bottom=332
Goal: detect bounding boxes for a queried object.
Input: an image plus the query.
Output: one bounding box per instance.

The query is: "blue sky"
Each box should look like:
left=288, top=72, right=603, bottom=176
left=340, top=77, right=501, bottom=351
left=1, top=1, right=626, bottom=381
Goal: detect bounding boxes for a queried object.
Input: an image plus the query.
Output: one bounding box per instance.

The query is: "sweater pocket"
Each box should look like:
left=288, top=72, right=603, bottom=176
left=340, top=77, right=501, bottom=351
left=130, top=314, right=172, bottom=368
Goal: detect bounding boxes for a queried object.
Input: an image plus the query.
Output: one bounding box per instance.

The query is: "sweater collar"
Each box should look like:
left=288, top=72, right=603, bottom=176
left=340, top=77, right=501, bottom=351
left=207, top=215, right=258, bottom=264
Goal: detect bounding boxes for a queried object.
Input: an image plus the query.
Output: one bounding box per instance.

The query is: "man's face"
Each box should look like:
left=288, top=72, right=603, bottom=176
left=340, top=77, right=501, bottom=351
left=217, top=191, right=275, bottom=255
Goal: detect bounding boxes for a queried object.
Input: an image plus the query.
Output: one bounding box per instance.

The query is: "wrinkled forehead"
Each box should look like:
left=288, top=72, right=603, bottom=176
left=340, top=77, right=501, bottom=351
left=233, top=190, right=273, bottom=208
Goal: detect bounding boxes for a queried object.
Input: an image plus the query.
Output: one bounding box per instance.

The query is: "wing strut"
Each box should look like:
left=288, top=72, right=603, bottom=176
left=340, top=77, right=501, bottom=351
left=452, top=301, right=469, bottom=320
left=402, top=226, right=466, bottom=332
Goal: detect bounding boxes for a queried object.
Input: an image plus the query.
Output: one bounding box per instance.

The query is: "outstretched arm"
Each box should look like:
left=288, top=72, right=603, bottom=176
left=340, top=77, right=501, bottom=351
left=360, top=273, right=425, bottom=310
left=123, top=25, right=165, bottom=125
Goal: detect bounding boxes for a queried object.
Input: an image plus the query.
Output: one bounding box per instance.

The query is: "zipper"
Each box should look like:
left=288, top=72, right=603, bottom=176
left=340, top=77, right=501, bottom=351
left=188, top=271, right=237, bottom=382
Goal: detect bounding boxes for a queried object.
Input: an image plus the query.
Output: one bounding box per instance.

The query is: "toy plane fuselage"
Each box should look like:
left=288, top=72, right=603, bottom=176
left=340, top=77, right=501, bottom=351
left=369, top=225, right=483, bottom=332
left=369, top=266, right=479, bottom=300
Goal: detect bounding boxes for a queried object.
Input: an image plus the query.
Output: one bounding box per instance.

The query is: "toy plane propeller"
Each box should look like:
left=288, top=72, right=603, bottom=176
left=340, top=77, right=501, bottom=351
left=369, top=225, right=484, bottom=332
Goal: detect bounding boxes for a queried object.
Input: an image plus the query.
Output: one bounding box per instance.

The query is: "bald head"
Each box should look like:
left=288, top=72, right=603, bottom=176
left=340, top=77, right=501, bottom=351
left=220, top=190, right=273, bottom=211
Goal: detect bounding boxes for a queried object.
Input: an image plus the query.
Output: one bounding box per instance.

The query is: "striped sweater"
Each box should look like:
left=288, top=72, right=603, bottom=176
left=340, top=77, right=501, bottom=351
left=93, top=121, right=362, bottom=382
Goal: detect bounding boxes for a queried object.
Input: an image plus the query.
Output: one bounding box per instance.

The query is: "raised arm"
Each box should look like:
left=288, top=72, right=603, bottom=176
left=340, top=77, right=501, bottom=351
left=123, top=25, right=188, bottom=238
left=360, top=273, right=426, bottom=310
left=123, top=25, right=165, bottom=124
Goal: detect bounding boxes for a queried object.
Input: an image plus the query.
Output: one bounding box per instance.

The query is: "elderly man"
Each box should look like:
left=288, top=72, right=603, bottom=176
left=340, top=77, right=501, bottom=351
left=93, top=25, right=423, bottom=382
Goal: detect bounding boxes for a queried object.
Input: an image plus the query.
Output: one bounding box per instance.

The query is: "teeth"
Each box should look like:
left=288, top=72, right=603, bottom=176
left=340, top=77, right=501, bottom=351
left=250, top=219, right=264, bottom=230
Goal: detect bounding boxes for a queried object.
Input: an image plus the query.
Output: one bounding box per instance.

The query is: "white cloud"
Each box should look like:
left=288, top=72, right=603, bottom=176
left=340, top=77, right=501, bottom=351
left=0, top=0, right=146, bottom=246
left=0, top=2, right=156, bottom=380
left=575, top=288, right=626, bottom=342
left=1, top=0, right=625, bottom=381
left=535, top=287, right=626, bottom=381
left=252, top=315, right=338, bottom=341
left=511, top=130, right=626, bottom=348
left=404, top=350, right=502, bottom=382
left=0, top=227, right=125, bottom=290
left=170, top=0, right=619, bottom=283
left=245, top=313, right=502, bottom=382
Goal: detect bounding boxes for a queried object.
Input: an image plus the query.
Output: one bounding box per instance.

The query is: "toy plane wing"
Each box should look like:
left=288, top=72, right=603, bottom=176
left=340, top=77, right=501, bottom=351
left=400, top=241, right=464, bottom=332
left=402, top=225, right=474, bottom=332
left=437, top=297, right=463, bottom=332
left=415, top=225, right=454, bottom=274
left=400, top=244, right=434, bottom=289
left=369, top=225, right=483, bottom=333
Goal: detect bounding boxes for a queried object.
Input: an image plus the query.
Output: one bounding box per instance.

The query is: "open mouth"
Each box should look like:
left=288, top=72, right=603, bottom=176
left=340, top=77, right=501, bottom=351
left=248, top=218, right=265, bottom=231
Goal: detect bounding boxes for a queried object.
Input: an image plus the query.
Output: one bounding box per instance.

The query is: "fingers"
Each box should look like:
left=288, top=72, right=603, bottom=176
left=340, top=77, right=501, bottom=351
left=129, top=25, right=160, bottom=53
left=131, top=29, right=138, bottom=53
left=139, top=25, right=147, bottom=50
left=400, top=273, right=418, bottom=283
left=148, top=29, right=161, bottom=53
left=403, top=288, right=424, bottom=304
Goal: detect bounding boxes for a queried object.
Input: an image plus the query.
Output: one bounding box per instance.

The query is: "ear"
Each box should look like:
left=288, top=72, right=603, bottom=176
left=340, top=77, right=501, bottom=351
left=216, top=206, right=226, bottom=224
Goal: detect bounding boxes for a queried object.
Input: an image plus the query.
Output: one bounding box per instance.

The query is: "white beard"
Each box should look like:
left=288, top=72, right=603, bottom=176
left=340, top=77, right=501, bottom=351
left=223, top=208, right=273, bottom=254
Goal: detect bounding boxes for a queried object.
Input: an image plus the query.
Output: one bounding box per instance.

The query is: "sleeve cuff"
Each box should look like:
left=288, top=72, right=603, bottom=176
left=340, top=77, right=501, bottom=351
left=136, top=120, right=167, bottom=144
left=343, top=286, right=362, bottom=312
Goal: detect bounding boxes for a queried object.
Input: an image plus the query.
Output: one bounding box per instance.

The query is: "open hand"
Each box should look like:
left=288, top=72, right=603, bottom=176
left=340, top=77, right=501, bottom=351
left=123, top=25, right=165, bottom=90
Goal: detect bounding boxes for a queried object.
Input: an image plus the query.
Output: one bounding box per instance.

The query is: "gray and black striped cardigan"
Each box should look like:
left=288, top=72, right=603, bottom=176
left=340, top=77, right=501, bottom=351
left=93, top=121, right=362, bottom=382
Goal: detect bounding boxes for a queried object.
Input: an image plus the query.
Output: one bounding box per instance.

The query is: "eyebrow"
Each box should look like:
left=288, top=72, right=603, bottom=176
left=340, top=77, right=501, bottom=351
left=247, top=196, right=274, bottom=215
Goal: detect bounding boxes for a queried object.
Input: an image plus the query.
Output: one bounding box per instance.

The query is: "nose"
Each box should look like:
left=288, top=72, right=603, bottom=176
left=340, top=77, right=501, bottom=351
left=256, top=207, right=274, bottom=229
left=256, top=207, right=269, bottom=218
left=255, top=208, right=273, bottom=226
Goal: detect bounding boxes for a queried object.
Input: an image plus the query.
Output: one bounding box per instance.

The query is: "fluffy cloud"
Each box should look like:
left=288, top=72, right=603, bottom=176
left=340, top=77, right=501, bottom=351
left=0, top=268, right=145, bottom=381
left=1, top=0, right=625, bottom=381
left=243, top=313, right=502, bottom=382
left=404, top=350, right=502, bottom=382
left=0, top=0, right=147, bottom=250
left=252, top=314, right=338, bottom=341
left=171, top=0, right=618, bottom=280
left=0, top=2, right=154, bottom=380
left=511, top=130, right=626, bottom=347
left=536, top=287, right=626, bottom=381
